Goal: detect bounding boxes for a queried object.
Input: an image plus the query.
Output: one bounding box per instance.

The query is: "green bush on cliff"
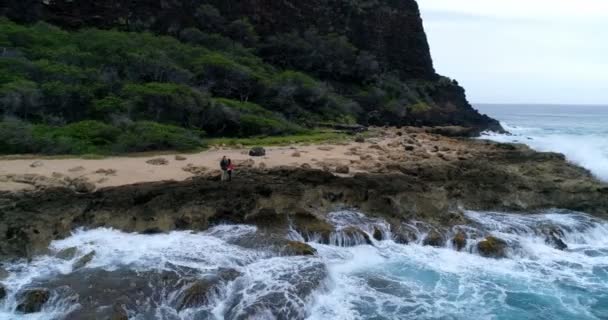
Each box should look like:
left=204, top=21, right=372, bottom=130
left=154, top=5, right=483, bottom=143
left=0, top=118, right=204, bottom=155
left=0, top=15, right=449, bottom=155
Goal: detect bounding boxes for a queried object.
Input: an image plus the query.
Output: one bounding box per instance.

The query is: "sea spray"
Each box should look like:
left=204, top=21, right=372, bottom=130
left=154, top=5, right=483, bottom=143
left=1, top=210, right=607, bottom=319
left=478, top=104, right=608, bottom=182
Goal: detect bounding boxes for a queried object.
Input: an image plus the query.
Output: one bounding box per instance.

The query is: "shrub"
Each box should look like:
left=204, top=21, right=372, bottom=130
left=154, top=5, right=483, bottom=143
left=113, top=121, right=204, bottom=152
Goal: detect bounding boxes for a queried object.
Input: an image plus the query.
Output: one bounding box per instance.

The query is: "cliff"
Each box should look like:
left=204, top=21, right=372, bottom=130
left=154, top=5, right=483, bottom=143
left=1, top=0, right=502, bottom=132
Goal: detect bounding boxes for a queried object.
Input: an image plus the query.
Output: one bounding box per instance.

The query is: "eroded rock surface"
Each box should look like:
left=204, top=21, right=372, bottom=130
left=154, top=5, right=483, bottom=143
left=1, top=138, right=607, bottom=259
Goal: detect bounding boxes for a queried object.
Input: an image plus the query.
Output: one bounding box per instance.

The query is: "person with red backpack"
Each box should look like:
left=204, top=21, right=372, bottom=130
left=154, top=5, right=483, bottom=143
left=227, top=159, right=235, bottom=181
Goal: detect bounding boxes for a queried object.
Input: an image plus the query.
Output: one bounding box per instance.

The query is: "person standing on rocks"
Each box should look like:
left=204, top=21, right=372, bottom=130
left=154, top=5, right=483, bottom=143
left=227, top=159, right=235, bottom=181
left=220, top=156, right=229, bottom=181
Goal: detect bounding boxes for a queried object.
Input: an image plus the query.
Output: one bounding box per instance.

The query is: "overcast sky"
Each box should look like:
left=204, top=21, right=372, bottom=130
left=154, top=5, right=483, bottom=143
left=417, top=0, right=608, bottom=105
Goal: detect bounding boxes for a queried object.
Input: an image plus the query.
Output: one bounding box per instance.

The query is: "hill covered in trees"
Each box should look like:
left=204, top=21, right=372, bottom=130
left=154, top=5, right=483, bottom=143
left=0, top=0, right=501, bottom=155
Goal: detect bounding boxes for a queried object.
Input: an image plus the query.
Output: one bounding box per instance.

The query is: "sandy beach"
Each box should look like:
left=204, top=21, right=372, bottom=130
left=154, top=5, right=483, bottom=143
left=0, top=128, right=473, bottom=192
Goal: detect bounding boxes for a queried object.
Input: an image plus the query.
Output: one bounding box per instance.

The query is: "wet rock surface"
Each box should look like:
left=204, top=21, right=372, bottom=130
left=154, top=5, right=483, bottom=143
left=16, top=288, right=51, bottom=313
left=225, top=258, right=327, bottom=320
left=28, top=266, right=240, bottom=319
left=72, top=250, right=95, bottom=269
left=477, top=236, right=508, bottom=258
left=1, top=137, right=607, bottom=259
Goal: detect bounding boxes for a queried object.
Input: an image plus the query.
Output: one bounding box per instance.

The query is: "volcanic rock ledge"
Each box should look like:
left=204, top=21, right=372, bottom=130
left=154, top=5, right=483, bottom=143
left=1, top=138, right=608, bottom=259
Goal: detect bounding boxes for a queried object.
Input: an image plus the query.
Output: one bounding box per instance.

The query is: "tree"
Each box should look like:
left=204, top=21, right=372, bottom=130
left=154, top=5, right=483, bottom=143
left=195, top=4, right=226, bottom=33
left=0, top=79, right=41, bottom=121
left=226, top=18, right=259, bottom=48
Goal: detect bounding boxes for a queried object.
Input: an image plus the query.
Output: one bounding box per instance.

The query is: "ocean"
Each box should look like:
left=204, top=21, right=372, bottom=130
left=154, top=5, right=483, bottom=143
left=476, top=104, right=608, bottom=182
left=1, top=105, right=608, bottom=320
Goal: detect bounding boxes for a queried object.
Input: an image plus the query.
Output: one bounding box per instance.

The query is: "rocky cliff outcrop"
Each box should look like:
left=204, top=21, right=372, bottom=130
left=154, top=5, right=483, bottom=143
left=1, top=0, right=502, bottom=131
left=2, top=0, right=434, bottom=80
left=1, top=138, right=607, bottom=259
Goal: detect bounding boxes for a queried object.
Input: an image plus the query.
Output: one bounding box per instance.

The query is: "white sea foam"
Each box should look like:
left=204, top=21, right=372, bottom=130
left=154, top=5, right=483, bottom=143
left=2, top=210, right=608, bottom=319
left=483, top=126, right=608, bottom=182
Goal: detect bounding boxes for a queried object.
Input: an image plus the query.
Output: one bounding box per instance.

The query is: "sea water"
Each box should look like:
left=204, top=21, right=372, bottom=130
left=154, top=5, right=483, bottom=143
left=1, top=210, right=607, bottom=320
left=477, top=104, right=608, bottom=181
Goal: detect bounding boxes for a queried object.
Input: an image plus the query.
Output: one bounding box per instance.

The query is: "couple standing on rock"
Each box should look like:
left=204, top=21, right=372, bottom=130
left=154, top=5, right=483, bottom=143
left=220, top=156, right=235, bottom=181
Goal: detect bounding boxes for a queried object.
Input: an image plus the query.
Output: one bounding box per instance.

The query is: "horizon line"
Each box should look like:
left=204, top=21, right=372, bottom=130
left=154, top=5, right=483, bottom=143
left=473, top=102, right=608, bottom=107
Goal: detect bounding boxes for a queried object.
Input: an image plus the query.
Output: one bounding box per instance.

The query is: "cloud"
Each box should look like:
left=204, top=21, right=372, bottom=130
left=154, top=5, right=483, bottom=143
left=420, top=0, right=608, bottom=21
left=417, top=0, right=608, bottom=104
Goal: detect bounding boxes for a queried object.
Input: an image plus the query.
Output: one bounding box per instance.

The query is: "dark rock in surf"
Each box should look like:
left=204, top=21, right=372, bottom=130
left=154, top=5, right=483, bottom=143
left=224, top=259, right=326, bottom=320
left=291, top=211, right=334, bottom=244
left=0, top=266, right=8, bottom=280
left=73, top=251, right=95, bottom=270
left=452, top=231, right=467, bottom=251
left=0, top=285, right=6, bottom=300
left=546, top=234, right=568, bottom=251
left=284, top=241, right=317, bottom=256
left=477, top=236, right=508, bottom=258
left=16, top=288, right=50, bottom=313
left=110, top=303, right=128, bottom=320
left=176, top=267, right=242, bottom=310
left=56, top=247, right=78, bottom=260
left=372, top=227, right=383, bottom=241
left=423, top=230, right=444, bottom=247
left=340, top=227, right=373, bottom=246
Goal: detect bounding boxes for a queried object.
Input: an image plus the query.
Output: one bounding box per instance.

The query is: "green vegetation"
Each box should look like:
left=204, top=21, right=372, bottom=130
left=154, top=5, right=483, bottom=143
left=207, top=131, right=347, bottom=147
left=0, top=8, right=447, bottom=155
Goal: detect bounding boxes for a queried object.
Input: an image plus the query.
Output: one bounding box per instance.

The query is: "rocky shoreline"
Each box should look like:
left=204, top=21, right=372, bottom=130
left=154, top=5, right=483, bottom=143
left=1, top=129, right=607, bottom=260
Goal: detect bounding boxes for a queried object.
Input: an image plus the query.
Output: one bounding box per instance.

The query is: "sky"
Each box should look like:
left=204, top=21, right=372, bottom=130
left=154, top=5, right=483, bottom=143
left=417, top=0, right=608, bottom=105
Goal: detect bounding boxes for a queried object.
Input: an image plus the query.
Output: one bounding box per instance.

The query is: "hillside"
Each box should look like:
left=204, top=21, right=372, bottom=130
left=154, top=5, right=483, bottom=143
left=0, top=0, right=501, bottom=155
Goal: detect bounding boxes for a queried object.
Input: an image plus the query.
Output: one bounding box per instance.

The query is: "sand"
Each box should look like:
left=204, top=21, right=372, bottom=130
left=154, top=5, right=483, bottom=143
left=0, top=128, right=469, bottom=192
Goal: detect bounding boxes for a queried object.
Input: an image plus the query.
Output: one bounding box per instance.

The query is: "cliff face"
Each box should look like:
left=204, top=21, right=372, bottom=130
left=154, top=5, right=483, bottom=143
left=3, top=0, right=435, bottom=80
left=1, top=0, right=501, bottom=131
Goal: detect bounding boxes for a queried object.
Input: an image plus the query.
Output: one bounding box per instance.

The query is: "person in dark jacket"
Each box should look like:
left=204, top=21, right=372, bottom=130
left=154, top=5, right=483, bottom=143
left=220, top=156, right=229, bottom=181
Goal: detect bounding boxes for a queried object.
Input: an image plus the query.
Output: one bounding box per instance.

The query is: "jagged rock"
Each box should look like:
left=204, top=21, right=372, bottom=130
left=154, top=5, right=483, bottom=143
left=423, top=230, right=444, bottom=247
left=182, top=164, right=208, bottom=175
left=94, top=168, right=117, bottom=176
left=392, top=228, right=417, bottom=244
left=369, top=144, right=383, bottom=151
left=300, top=163, right=312, bottom=169
left=56, top=247, right=78, bottom=260
left=341, top=227, right=372, bottom=246
left=175, top=268, right=240, bottom=310
left=175, top=155, right=187, bottom=161
left=249, top=147, right=266, bottom=157
left=372, top=228, right=383, bottom=241
left=73, top=251, right=95, bottom=269
left=16, top=288, right=50, bottom=313
left=452, top=231, right=467, bottom=251
left=404, top=145, right=415, bottom=151
left=258, top=162, right=267, bottom=169
left=70, top=178, right=96, bottom=193
left=545, top=234, right=568, bottom=251
left=284, top=241, right=317, bottom=256
left=30, top=161, right=43, bottom=168
left=335, top=165, right=350, bottom=174
left=110, top=303, right=128, bottom=320
left=477, top=236, right=508, bottom=258
left=292, top=212, right=334, bottom=243
left=291, top=151, right=301, bottom=157
left=235, top=159, right=255, bottom=168
left=355, top=136, right=365, bottom=143
left=68, top=166, right=85, bottom=172
left=224, top=259, right=326, bottom=320
left=146, top=158, right=168, bottom=165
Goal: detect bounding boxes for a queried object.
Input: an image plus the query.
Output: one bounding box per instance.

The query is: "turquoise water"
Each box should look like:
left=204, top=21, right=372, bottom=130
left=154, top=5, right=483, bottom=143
left=2, top=211, right=608, bottom=320
left=2, top=104, right=608, bottom=319
left=476, top=104, right=608, bottom=181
